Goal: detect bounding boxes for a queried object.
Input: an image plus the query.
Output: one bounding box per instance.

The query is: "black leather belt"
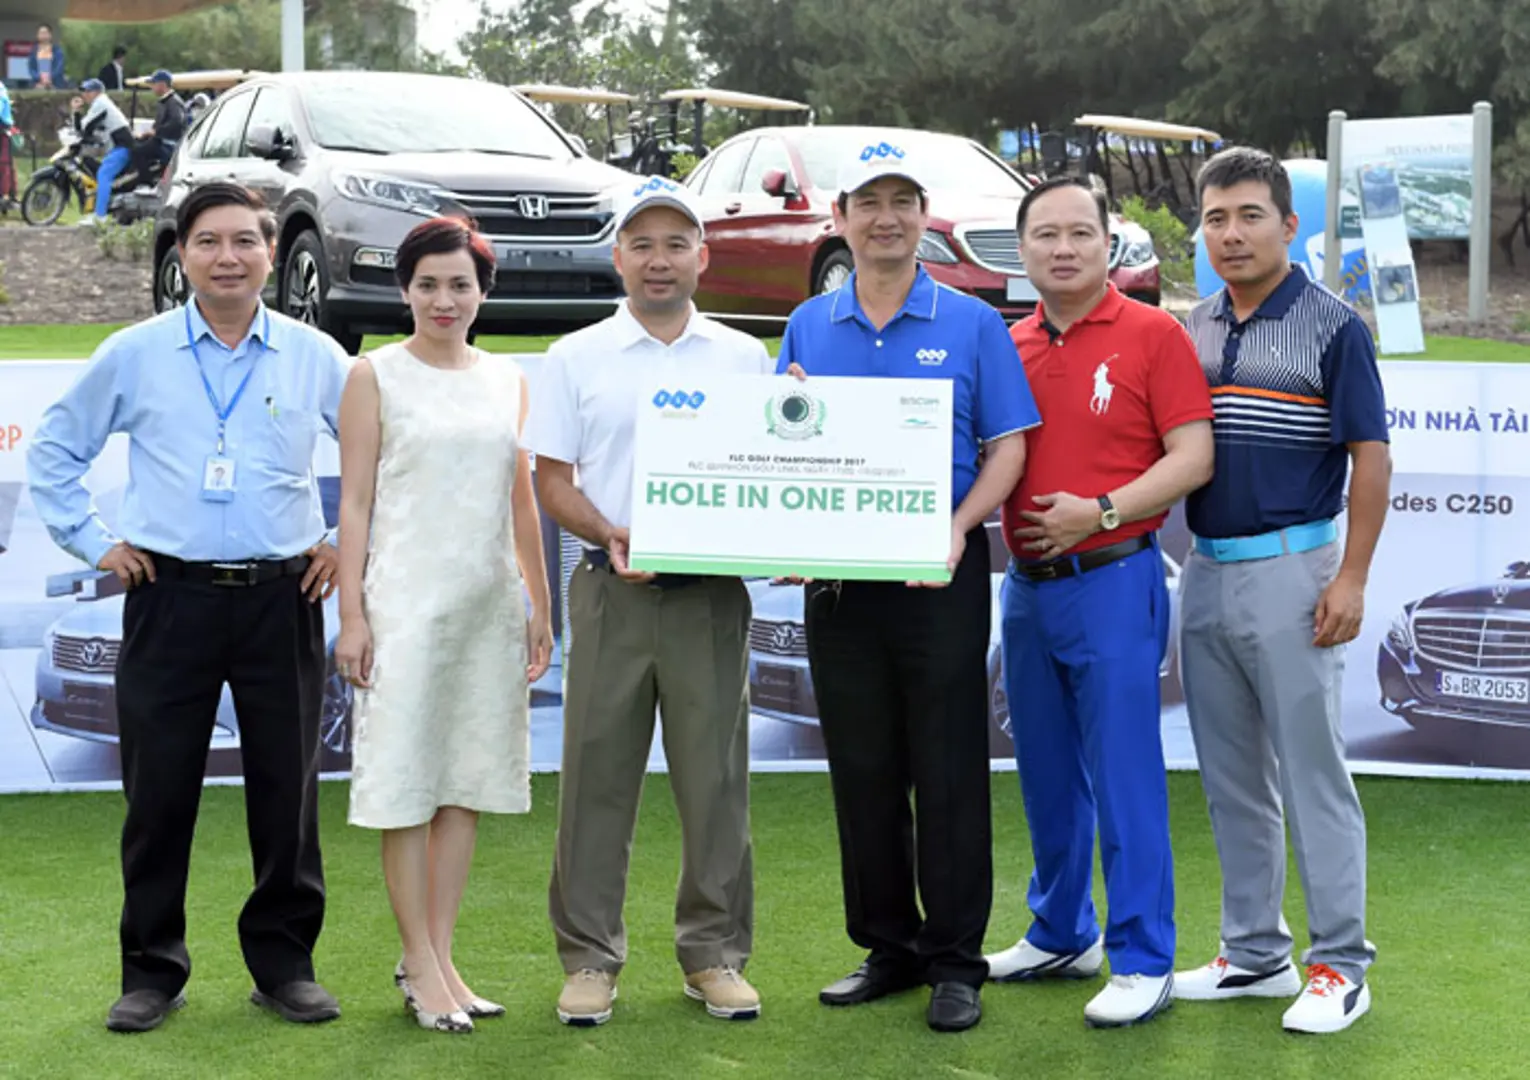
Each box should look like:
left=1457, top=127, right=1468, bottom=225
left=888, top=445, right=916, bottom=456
left=1010, top=533, right=1154, bottom=582
left=584, top=548, right=701, bottom=590
left=152, top=554, right=311, bottom=587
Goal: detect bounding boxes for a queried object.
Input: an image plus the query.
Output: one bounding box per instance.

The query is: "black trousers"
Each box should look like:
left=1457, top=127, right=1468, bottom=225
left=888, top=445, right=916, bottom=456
left=804, top=526, right=993, bottom=987
left=115, top=567, right=327, bottom=996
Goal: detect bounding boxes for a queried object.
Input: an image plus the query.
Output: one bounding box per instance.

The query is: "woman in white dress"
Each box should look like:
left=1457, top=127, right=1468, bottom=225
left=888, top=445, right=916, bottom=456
left=335, top=217, right=553, bottom=1034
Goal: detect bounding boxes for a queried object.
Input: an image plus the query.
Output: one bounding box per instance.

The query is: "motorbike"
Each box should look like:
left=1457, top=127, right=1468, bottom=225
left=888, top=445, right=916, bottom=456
left=20, top=126, right=164, bottom=227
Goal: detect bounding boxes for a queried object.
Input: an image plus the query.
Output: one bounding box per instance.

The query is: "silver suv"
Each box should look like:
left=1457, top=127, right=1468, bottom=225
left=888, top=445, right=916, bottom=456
left=151, top=71, right=633, bottom=351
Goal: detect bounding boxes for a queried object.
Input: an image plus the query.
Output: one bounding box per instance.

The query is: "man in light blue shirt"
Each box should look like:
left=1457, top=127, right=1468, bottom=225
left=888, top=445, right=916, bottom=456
left=28, top=181, right=348, bottom=1034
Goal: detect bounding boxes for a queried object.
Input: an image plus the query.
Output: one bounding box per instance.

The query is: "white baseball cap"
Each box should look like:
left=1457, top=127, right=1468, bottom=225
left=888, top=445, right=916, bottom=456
left=836, top=138, right=930, bottom=198
left=612, top=175, right=705, bottom=237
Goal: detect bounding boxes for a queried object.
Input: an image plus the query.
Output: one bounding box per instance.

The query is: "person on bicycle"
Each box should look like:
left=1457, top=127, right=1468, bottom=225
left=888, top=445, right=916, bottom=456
left=70, top=77, right=133, bottom=224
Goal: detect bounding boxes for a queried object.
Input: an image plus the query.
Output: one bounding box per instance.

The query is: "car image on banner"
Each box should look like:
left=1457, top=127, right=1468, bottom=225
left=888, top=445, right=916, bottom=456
left=26, top=476, right=567, bottom=776
left=744, top=518, right=1185, bottom=757
left=1378, top=559, right=1530, bottom=742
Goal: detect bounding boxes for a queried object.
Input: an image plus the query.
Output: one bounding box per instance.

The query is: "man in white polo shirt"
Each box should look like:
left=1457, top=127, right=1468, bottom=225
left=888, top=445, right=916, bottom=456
left=526, top=176, right=772, bottom=1027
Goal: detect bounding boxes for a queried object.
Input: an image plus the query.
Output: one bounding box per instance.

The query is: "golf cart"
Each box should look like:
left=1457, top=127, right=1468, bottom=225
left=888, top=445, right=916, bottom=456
left=513, top=82, right=638, bottom=164
left=612, top=87, right=813, bottom=178
left=1068, top=114, right=1222, bottom=224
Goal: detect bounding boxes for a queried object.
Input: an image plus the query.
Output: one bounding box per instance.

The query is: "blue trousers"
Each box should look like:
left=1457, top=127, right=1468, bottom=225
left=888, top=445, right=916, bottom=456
left=1000, top=541, right=1175, bottom=976
left=94, top=145, right=130, bottom=218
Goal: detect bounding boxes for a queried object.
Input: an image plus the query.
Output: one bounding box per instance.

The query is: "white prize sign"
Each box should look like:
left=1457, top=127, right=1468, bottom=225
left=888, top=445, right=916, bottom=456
left=628, top=375, right=953, bottom=581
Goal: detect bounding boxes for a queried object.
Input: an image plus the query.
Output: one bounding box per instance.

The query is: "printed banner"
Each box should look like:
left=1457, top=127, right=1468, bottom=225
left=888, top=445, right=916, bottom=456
left=2, top=359, right=1529, bottom=795
left=629, top=375, right=953, bottom=582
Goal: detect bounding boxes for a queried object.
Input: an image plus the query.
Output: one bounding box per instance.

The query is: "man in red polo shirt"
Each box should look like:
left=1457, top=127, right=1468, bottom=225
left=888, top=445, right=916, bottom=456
left=982, top=177, right=1214, bottom=1028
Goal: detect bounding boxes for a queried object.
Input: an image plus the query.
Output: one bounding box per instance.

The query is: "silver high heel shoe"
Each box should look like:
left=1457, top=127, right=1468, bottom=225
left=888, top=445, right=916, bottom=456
left=462, top=996, right=506, bottom=1019
left=395, top=963, right=473, bottom=1034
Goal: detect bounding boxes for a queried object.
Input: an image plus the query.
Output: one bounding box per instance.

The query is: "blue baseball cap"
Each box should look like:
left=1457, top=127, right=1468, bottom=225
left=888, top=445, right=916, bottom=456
left=150, top=69, right=173, bottom=85
left=612, top=174, right=705, bottom=237
left=80, top=78, right=105, bottom=93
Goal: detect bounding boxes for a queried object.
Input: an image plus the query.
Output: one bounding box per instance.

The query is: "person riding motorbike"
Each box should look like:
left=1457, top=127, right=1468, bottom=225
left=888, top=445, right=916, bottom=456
left=69, top=78, right=134, bottom=224
left=129, top=68, right=184, bottom=189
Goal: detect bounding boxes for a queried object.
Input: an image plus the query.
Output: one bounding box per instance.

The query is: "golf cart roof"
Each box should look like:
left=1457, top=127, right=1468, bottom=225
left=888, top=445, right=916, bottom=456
left=660, top=88, right=811, bottom=112
left=1073, top=114, right=1221, bottom=143
left=514, top=83, right=637, bottom=106
left=125, top=69, right=265, bottom=92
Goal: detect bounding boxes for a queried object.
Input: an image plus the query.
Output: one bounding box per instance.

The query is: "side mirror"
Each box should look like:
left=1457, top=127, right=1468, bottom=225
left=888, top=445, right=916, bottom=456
left=246, top=123, right=294, bottom=162
left=568, top=134, right=588, bottom=157
left=761, top=167, right=796, bottom=199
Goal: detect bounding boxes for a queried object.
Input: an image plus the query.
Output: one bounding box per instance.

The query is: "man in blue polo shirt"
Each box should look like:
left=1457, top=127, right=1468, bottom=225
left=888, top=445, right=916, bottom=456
left=1174, top=148, right=1390, bottom=1035
left=777, top=141, right=1040, bottom=1033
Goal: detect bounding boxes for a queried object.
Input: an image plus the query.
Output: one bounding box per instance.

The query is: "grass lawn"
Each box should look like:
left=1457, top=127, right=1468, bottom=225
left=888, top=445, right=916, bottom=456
left=0, top=771, right=1522, bottom=1079
left=0, top=322, right=1519, bottom=364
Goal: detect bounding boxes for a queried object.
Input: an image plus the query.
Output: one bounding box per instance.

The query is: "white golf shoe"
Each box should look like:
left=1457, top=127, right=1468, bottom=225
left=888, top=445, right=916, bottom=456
left=1083, top=973, right=1174, bottom=1027
left=1281, top=965, right=1371, bottom=1034
left=1173, top=954, right=1302, bottom=1000
left=985, top=935, right=1104, bottom=982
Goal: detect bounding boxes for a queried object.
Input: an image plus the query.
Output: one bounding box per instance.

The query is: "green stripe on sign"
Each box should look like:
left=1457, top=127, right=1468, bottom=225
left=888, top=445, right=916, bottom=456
left=631, top=555, right=951, bottom=582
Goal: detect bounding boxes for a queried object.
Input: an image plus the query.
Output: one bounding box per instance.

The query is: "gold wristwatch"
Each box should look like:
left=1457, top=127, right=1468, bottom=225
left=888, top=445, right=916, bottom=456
left=1097, top=495, right=1121, bottom=531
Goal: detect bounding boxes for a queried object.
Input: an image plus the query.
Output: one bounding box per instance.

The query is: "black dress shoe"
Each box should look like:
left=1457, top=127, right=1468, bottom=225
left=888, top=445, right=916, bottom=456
left=106, top=989, right=186, bottom=1032
left=927, top=982, right=982, bottom=1033
left=819, top=963, right=925, bottom=1007
left=251, top=980, right=341, bottom=1023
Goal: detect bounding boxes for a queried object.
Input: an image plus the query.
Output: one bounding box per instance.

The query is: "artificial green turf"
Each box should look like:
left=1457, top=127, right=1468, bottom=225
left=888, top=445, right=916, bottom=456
left=0, top=771, right=1522, bottom=1079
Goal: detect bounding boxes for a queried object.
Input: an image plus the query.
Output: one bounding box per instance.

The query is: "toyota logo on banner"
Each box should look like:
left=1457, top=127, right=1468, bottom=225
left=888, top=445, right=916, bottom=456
left=517, top=194, right=550, bottom=219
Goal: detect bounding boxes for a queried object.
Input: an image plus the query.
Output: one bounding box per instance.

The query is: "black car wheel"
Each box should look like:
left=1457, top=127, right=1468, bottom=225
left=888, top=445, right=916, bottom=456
left=283, top=230, right=362, bottom=354
left=154, top=245, right=188, bottom=313
left=20, top=176, right=68, bottom=227
left=815, top=249, right=853, bottom=295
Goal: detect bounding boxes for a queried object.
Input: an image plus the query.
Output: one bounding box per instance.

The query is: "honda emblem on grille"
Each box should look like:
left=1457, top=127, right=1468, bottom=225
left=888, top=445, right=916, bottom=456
left=517, top=194, right=550, bottom=219
left=771, top=623, right=799, bottom=652
left=80, top=639, right=108, bottom=667
left=1494, top=582, right=1512, bottom=604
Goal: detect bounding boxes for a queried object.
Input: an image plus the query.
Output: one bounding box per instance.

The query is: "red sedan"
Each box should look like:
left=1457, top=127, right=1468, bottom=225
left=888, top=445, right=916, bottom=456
left=683, top=124, right=1161, bottom=324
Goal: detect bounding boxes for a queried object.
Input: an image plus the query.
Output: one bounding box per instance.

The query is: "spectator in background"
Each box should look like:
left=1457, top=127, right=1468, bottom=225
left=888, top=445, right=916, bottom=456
left=28, top=23, right=68, bottom=89
left=0, top=81, right=17, bottom=212
left=99, top=45, right=128, bottom=90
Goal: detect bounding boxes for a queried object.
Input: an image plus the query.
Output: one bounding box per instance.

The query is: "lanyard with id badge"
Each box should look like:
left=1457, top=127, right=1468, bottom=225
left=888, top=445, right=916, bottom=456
left=188, top=305, right=269, bottom=503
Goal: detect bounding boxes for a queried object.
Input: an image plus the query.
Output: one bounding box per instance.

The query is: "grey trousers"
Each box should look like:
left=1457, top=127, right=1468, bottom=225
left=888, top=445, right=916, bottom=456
left=548, top=558, right=754, bottom=976
left=1180, top=539, right=1375, bottom=984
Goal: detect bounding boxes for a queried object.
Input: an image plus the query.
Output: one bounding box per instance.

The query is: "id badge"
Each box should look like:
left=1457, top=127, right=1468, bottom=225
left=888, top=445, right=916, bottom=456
left=201, top=455, right=236, bottom=502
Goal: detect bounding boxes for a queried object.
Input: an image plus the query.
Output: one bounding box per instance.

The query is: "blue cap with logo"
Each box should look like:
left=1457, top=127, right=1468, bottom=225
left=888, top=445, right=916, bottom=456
left=836, top=139, right=930, bottom=198
left=612, top=174, right=705, bottom=237
left=150, top=69, right=174, bottom=86
left=80, top=78, right=105, bottom=93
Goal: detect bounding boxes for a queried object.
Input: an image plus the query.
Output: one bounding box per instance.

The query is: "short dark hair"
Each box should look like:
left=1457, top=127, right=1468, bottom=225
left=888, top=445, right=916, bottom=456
left=1196, top=146, right=1293, bottom=219
left=1016, top=175, right=1109, bottom=237
left=395, top=216, right=496, bottom=292
left=38, top=22, right=51, bottom=31
left=175, top=181, right=277, bottom=245
left=113, top=45, right=128, bottom=59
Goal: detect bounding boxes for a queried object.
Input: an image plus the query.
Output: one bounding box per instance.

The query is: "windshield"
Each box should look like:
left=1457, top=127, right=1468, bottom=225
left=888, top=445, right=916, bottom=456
left=302, top=78, right=573, bottom=157
left=795, top=130, right=1028, bottom=198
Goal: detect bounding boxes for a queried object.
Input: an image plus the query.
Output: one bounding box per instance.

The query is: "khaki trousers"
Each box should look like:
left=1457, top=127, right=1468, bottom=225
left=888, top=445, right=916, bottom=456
left=548, top=557, right=754, bottom=975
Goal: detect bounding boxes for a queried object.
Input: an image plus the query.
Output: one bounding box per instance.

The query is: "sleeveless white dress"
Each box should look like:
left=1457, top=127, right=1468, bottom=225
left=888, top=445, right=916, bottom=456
left=347, top=343, right=531, bottom=829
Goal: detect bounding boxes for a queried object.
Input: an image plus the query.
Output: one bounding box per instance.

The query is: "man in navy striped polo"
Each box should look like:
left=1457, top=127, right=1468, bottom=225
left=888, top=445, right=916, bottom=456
left=1173, top=147, right=1391, bottom=1034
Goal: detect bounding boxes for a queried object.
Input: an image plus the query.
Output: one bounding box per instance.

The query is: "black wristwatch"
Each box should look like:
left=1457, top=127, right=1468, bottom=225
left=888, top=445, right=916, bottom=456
left=1097, top=494, right=1121, bottom=531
